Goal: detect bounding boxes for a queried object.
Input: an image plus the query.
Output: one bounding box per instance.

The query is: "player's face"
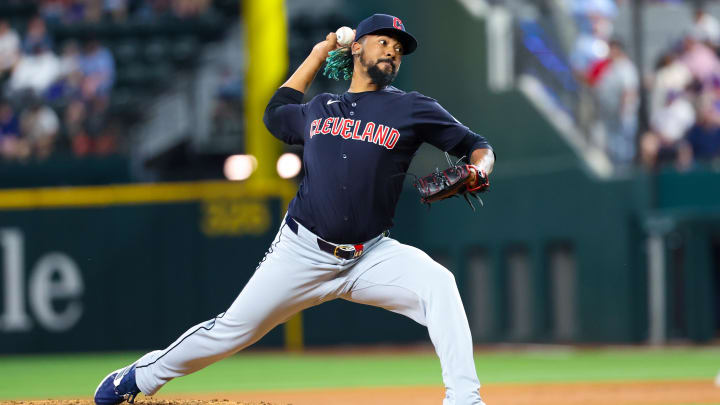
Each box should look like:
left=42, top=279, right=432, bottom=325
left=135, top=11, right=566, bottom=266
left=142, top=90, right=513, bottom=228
left=357, top=34, right=403, bottom=87
left=362, top=34, right=403, bottom=73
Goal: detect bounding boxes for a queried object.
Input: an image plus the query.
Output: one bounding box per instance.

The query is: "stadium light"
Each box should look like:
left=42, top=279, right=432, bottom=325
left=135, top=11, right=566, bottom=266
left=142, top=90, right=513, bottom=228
left=224, top=154, right=257, bottom=181
left=276, top=153, right=302, bottom=179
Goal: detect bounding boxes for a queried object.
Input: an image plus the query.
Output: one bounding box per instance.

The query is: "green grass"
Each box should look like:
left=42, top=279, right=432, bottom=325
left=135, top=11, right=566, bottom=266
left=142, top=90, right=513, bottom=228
left=0, top=347, right=719, bottom=399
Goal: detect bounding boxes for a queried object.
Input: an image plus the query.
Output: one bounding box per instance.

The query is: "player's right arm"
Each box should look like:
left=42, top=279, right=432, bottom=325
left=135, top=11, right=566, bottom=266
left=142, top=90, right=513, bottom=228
left=282, top=32, right=340, bottom=93
left=263, top=32, right=342, bottom=145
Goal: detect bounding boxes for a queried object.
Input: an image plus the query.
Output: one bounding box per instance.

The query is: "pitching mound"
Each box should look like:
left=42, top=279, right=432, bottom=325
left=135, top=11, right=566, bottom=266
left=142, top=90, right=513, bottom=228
left=3, top=401, right=277, bottom=405
left=6, top=379, right=720, bottom=405
left=6, top=397, right=281, bottom=405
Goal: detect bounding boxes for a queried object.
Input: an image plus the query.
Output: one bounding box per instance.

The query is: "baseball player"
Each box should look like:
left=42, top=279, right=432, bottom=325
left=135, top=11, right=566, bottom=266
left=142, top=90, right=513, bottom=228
left=94, top=14, right=495, bottom=405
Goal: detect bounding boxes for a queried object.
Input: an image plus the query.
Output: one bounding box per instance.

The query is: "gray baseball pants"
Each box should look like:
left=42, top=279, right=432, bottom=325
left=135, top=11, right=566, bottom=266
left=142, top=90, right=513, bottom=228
left=134, top=215, right=484, bottom=405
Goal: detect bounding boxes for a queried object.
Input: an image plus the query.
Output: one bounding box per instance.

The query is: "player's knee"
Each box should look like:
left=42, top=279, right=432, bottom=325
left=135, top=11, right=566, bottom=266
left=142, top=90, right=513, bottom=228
left=213, top=315, right=272, bottom=349
left=426, top=265, right=457, bottom=292
left=440, top=268, right=457, bottom=288
left=215, top=313, right=263, bottom=337
left=419, top=251, right=457, bottom=284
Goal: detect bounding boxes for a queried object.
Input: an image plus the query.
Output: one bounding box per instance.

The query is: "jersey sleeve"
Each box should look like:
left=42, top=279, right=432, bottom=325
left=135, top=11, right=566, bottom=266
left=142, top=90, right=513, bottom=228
left=263, top=87, right=307, bottom=145
left=411, top=93, right=474, bottom=152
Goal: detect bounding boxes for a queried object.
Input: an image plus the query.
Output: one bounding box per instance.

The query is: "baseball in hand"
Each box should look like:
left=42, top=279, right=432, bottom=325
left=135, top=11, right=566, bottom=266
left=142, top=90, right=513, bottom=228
left=335, top=26, right=354, bottom=47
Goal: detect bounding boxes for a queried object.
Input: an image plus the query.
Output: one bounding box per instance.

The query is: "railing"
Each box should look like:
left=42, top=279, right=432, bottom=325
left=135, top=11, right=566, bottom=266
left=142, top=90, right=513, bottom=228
left=514, top=17, right=598, bottom=144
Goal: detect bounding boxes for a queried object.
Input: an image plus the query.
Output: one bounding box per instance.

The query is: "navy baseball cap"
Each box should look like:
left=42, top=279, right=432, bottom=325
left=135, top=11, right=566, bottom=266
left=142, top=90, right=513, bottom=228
left=355, top=14, right=418, bottom=55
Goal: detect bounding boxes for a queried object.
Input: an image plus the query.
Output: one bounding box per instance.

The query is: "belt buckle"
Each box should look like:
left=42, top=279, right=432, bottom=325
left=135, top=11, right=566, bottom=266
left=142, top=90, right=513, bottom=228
left=334, top=244, right=355, bottom=258
left=333, top=244, right=364, bottom=258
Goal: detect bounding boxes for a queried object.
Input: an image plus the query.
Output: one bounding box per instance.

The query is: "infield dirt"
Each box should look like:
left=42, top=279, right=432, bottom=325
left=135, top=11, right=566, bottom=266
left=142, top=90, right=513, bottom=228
left=6, top=379, right=720, bottom=405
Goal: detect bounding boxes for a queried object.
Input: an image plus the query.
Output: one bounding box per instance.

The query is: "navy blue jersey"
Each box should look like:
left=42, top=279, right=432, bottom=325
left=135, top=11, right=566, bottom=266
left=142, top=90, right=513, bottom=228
left=264, top=86, right=492, bottom=244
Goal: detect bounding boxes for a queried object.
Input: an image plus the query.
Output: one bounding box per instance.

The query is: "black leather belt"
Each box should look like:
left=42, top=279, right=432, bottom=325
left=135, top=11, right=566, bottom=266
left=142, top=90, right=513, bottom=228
left=285, top=216, right=364, bottom=260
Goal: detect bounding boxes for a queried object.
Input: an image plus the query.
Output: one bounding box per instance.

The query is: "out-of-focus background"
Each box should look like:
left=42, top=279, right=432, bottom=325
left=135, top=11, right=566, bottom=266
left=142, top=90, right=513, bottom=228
left=1, top=0, right=720, bottom=403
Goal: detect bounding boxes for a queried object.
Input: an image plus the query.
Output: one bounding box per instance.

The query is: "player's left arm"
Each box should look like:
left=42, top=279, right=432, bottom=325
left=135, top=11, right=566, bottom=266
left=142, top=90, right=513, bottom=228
left=447, top=133, right=494, bottom=188
left=470, top=145, right=495, bottom=174
left=412, top=93, right=496, bottom=180
left=468, top=145, right=495, bottom=189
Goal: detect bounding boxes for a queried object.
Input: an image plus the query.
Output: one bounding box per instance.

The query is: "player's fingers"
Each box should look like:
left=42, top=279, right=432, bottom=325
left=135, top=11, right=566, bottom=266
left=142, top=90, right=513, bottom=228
left=325, top=32, right=344, bottom=50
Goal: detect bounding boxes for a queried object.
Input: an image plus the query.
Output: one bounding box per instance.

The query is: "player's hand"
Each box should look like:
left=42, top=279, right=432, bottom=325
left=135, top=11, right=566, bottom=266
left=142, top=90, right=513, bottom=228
left=310, top=31, right=355, bottom=61
left=469, top=165, right=489, bottom=190
left=311, top=32, right=339, bottom=60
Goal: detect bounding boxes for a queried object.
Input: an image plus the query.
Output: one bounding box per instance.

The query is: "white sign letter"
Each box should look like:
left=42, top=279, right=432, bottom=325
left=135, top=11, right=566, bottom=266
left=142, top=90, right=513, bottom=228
left=0, top=229, right=31, bottom=331
left=29, top=253, right=84, bottom=332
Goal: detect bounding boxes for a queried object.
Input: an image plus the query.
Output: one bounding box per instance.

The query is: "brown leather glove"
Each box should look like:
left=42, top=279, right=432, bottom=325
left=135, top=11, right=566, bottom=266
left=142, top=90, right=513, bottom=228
left=414, top=164, right=489, bottom=210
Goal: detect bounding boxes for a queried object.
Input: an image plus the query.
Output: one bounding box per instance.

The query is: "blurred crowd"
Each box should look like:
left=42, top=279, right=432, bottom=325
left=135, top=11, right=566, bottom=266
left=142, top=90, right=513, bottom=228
left=640, top=8, right=720, bottom=171
left=37, top=0, right=212, bottom=23
left=0, top=15, right=114, bottom=161
left=569, top=0, right=720, bottom=171
left=0, top=0, right=212, bottom=162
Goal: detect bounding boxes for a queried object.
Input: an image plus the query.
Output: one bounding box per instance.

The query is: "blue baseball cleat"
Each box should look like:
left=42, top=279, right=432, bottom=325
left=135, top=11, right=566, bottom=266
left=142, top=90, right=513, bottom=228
left=93, top=362, right=141, bottom=405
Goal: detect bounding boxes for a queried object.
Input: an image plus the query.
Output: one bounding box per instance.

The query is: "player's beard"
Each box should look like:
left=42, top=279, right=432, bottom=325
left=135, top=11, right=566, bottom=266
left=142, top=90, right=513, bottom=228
left=359, top=50, right=397, bottom=88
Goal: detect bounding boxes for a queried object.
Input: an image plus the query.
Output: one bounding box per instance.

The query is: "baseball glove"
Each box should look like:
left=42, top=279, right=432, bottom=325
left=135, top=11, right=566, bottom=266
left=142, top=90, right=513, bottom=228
left=414, top=158, right=489, bottom=211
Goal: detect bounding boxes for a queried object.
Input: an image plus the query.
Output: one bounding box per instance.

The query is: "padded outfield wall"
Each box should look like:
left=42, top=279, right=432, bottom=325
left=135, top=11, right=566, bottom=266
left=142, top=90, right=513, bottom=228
left=0, top=172, right=716, bottom=353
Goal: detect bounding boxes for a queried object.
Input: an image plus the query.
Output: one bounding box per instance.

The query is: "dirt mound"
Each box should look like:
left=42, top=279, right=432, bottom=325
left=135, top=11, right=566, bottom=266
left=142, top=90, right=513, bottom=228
left=6, top=380, right=720, bottom=405
left=3, top=401, right=278, bottom=405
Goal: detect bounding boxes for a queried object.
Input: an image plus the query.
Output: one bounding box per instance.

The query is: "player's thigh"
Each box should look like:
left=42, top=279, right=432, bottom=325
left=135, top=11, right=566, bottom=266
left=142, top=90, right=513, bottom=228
left=348, top=238, right=457, bottom=294
left=221, top=231, right=340, bottom=331
left=340, top=238, right=458, bottom=325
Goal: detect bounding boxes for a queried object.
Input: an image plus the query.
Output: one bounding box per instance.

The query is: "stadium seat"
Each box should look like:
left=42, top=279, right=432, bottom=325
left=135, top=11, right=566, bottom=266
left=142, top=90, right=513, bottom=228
left=143, top=38, right=168, bottom=63
left=171, top=36, right=199, bottom=65
left=113, top=40, right=139, bottom=65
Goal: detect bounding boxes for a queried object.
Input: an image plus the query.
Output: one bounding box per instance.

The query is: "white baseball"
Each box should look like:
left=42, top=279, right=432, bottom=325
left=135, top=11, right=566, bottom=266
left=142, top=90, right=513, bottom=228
left=335, top=26, right=354, bottom=47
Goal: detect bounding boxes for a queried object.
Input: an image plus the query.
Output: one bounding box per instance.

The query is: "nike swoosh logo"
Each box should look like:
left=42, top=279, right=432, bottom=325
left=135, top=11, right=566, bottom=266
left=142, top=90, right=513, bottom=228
left=113, top=365, right=132, bottom=387
left=326, top=100, right=341, bottom=105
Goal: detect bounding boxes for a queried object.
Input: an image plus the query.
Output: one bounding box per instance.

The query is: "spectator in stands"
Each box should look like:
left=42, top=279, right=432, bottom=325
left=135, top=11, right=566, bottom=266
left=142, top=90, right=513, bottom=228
left=39, top=0, right=65, bottom=24
left=47, top=40, right=84, bottom=102
left=65, top=0, right=88, bottom=24
left=686, top=106, right=720, bottom=164
left=640, top=90, right=696, bottom=169
left=211, top=67, right=244, bottom=138
left=698, top=74, right=720, bottom=127
left=59, top=40, right=82, bottom=77
left=22, top=16, right=52, bottom=54
left=134, top=0, right=211, bottom=20
left=94, top=118, right=120, bottom=156
left=66, top=97, right=116, bottom=157
left=134, top=0, right=174, bottom=20
left=570, top=0, right=616, bottom=78
left=593, top=39, right=639, bottom=168
left=572, top=0, right=618, bottom=19
left=8, top=43, right=60, bottom=97
left=173, top=0, right=211, bottom=18
left=40, top=0, right=86, bottom=24
left=0, top=100, right=19, bottom=141
left=693, top=8, right=720, bottom=49
left=79, top=39, right=115, bottom=102
left=19, top=97, right=59, bottom=160
left=105, top=0, right=129, bottom=22
left=570, top=19, right=610, bottom=77
left=64, top=99, right=90, bottom=156
left=83, top=1, right=104, bottom=23
left=681, top=32, right=720, bottom=83
left=0, top=20, right=20, bottom=80
left=0, top=99, right=28, bottom=160
left=650, top=51, right=693, bottom=117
